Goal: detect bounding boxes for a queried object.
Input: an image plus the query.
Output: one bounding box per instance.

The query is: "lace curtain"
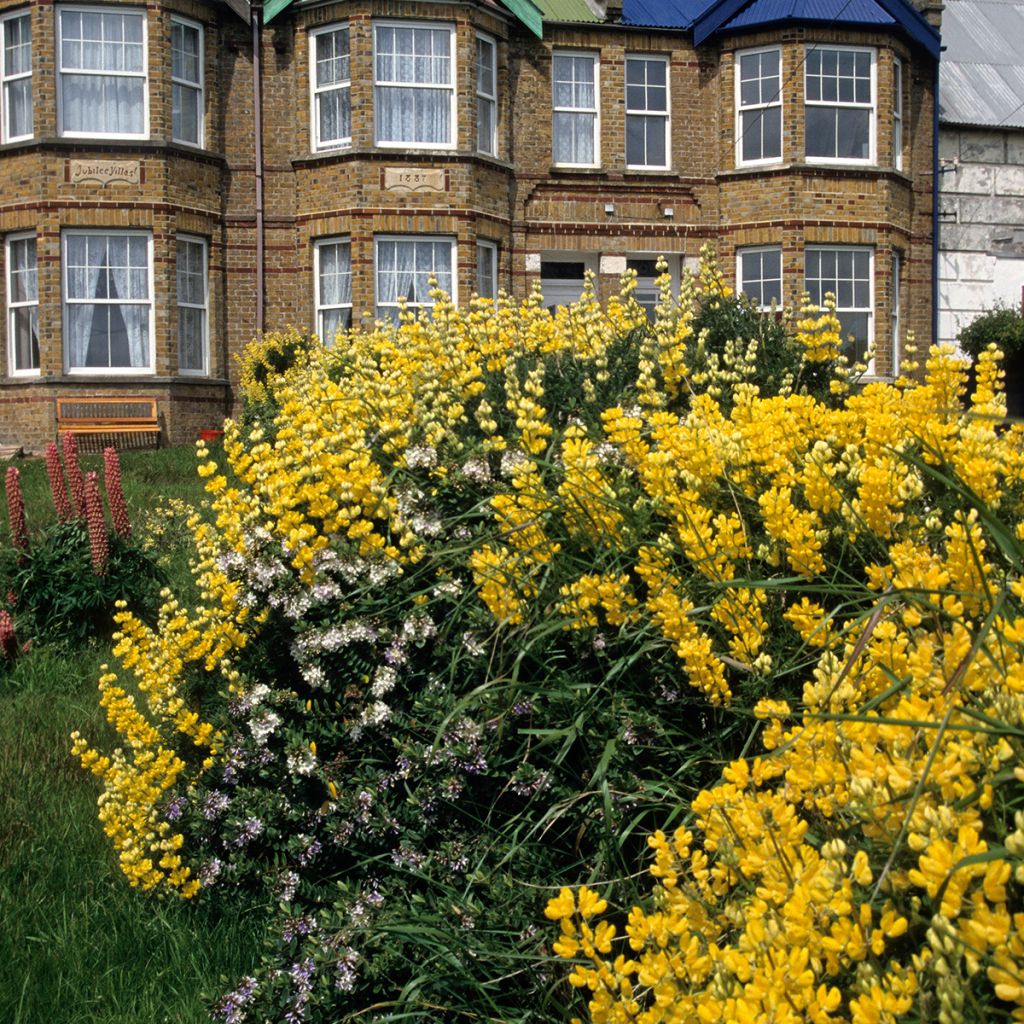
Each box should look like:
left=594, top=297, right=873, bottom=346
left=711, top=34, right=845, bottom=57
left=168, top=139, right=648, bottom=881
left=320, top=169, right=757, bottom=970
left=59, top=10, right=145, bottom=135
left=375, top=25, right=452, bottom=145
left=66, top=234, right=150, bottom=370
left=376, top=239, right=452, bottom=321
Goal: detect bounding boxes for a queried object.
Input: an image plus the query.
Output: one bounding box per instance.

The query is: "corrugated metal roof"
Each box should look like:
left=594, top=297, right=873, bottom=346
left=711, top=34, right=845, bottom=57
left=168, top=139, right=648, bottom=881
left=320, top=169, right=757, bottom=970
left=723, top=0, right=895, bottom=28
left=533, top=0, right=602, bottom=21
left=939, top=0, right=1024, bottom=127
left=621, top=0, right=717, bottom=28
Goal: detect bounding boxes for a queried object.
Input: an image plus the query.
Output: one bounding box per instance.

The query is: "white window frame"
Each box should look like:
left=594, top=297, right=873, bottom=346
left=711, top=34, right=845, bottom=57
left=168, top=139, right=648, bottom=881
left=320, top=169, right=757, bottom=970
left=314, top=236, right=352, bottom=344
left=373, top=20, right=456, bottom=150
left=737, top=246, right=783, bottom=310
left=626, top=254, right=679, bottom=319
left=1, top=11, right=32, bottom=143
left=625, top=54, right=670, bottom=171
left=476, top=239, right=498, bottom=301
left=6, top=231, right=38, bottom=377
left=171, top=16, right=203, bottom=147
left=735, top=46, right=782, bottom=167
left=310, top=23, right=350, bottom=152
left=539, top=252, right=599, bottom=311
left=804, top=44, right=876, bottom=165
left=176, top=234, right=207, bottom=376
left=891, top=249, right=902, bottom=376
left=62, top=229, right=154, bottom=375
left=893, top=57, right=903, bottom=171
left=374, top=235, right=455, bottom=322
left=804, top=245, right=875, bottom=371
left=57, top=6, right=149, bottom=140
left=476, top=32, right=497, bottom=157
left=551, top=50, right=599, bottom=168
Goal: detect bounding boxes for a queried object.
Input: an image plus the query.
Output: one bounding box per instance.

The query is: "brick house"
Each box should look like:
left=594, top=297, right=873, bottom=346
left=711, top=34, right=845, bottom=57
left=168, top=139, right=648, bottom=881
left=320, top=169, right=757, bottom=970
left=0, top=0, right=940, bottom=449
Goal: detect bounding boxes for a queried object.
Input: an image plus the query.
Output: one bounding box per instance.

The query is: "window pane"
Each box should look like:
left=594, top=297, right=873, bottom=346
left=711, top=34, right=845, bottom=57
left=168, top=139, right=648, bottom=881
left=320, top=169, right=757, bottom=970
left=178, top=307, right=203, bottom=370
left=376, top=238, right=452, bottom=319
left=65, top=233, right=151, bottom=370
left=173, top=83, right=199, bottom=143
left=317, top=28, right=349, bottom=86
left=836, top=108, right=870, bottom=160
left=172, top=23, right=200, bottom=84
left=477, top=243, right=495, bottom=299
left=805, top=106, right=836, bottom=159
left=11, top=306, right=38, bottom=371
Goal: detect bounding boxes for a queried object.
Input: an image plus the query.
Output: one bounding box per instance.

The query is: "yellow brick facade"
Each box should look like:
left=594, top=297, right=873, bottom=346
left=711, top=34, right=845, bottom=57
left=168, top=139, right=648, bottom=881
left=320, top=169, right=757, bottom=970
left=0, top=0, right=937, bottom=448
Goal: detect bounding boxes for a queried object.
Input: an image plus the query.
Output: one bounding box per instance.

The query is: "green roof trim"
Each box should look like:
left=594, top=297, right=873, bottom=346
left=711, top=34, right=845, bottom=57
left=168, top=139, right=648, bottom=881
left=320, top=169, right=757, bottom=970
left=532, top=0, right=601, bottom=22
left=262, top=0, right=292, bottom=24
left=263, top=0, right=548, bottom=32
left=500, top=0, right=545, bottom=36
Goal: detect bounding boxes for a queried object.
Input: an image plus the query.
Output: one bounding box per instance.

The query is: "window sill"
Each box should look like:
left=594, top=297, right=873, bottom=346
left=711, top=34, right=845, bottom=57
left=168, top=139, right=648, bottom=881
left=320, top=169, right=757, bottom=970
left=0, top=374, right=229, bottom=387
left=717, top=162, right=913, bottom=183
left=291, top=147, right=515, bottom=172
left=548, top=166, right=608, bottom=176
left=0, top=136, right=228, bottom=164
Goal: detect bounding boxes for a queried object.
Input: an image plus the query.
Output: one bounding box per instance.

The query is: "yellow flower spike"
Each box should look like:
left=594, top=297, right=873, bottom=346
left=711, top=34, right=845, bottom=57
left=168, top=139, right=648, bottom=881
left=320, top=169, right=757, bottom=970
left=545, top=887, right=577, bottom=921
left=576, top=886, right=608, bottom=920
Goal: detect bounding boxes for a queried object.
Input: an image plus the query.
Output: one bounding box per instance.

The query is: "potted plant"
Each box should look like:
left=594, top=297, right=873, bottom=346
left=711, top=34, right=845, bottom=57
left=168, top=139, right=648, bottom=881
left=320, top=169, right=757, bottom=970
left=958, top=305, right=1024, bottom=417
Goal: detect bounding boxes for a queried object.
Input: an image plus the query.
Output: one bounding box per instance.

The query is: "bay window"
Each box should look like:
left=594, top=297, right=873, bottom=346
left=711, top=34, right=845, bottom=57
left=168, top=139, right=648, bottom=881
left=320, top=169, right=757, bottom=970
left=315, top=238, right=352, bottom=343
left=552, top=52, right=597, bottom=167
left=58, top=8, right=147, bottom=138
left=176, top=236, right=207, bottom=375
left=805, top=46, right=874, bottom=163
left=375, top=237, right=454, bottom=322
left=738, top=247, right=782, bottom=310
left=476, top=34, right=496, bottom=156
left=171, top=17, right=203, bottom=146
left=736, top=47, right=781, bottom=164
left=626, top=56, right=669, bottom=170
left=6, top=233, right=37, bottom=375
left=1, top=12, right=31, bottom=142
left=311, top=24, right=350, bottom=151
left=63, top=231, right=152, bottom=373
left=374, top=22, right=455, bottom=148
left=804, top=246, right=873, bottom=365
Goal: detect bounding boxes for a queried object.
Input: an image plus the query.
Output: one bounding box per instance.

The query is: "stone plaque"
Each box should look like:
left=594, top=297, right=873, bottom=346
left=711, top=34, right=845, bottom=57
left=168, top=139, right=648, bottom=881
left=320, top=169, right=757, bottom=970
left=383, top=167, right=446, bottom=193
left=524, top=253, right=541, bottom=272
left=600, top=255, right=627, bottom=275
left=70, top=160, right=141, bottom=186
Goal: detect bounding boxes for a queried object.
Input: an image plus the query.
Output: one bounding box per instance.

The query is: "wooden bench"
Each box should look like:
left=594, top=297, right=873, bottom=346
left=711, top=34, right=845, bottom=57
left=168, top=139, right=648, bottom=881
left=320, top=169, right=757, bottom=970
left=55, top=397, right=161, bottom=452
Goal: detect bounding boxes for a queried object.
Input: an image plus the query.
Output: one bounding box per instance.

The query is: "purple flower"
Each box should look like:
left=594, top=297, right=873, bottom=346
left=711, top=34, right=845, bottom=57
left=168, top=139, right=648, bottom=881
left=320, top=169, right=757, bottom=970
left=202, top=790, right=230, bottom=820
left=163, top=795, right=187, bottom=822
left=233, top=817, right=264, bottom=848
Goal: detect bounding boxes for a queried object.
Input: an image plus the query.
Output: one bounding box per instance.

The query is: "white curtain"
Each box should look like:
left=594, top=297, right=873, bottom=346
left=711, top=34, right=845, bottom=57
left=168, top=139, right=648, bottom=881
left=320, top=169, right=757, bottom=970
left=376, top=240, right=451, bottom=321
left=552, top=56, right=595, bottom=164
left=318, top=242, right=351, bottom=343
left=60, top=11, right=144, bottom=134
left=375, top=26, right=451, bottom=144
left=4, top=15, right=31, bottom=138
left=316, top=29, right=350, bottom=145
left=66, top=235, right=149, bottom=369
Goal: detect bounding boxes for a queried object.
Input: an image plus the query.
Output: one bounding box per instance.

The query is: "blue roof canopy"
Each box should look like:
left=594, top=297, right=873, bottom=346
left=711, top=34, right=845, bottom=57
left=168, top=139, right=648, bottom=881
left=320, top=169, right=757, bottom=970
left=622, top=0, right=716, bottom=28
left=692, top=0, right=940, bottom=58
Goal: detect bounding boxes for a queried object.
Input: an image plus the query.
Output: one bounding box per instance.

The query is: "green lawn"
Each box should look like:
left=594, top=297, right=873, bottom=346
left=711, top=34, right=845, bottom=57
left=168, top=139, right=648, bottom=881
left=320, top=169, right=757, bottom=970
left=0, top=446, right=261, bottom=1024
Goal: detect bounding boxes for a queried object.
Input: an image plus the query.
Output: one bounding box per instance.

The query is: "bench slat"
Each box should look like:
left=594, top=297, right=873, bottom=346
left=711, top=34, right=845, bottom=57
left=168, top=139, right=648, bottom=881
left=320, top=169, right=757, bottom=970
left=55, top=397, right=160, bottom=451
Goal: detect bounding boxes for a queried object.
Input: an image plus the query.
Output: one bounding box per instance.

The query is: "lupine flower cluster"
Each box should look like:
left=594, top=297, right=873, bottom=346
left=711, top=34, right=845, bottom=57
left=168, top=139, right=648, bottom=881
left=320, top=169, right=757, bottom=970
left=74, top=249, right=1024, bottom=1023
left=5, top=467, right=28, bottom=551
